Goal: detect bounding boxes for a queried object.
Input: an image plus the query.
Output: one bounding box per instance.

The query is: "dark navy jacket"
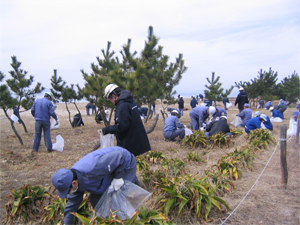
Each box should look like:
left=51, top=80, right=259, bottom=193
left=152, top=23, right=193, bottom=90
left=205, top=119, right=230, bottom=136
left=190, top=99, right=198, bottom=108
left=235, top=91, right=249, bottom=110
left=102, top=90, right=151, bottom=156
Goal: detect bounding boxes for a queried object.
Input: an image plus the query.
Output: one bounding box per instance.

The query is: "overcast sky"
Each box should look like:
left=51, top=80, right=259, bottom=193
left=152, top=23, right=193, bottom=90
left=0, top=0, right=299, bottom=98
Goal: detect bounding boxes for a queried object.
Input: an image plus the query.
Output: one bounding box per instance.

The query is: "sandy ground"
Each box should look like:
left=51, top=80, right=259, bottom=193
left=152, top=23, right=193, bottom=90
left=0, top=99, right=299, bottom=224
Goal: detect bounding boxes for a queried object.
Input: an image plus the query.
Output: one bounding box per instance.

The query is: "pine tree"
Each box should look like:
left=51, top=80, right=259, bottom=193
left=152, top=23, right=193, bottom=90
left=81, top=26, right=187, bottom=124
left=277, top=71, right=300, bottom=103
left=0, top=72, right=23, bottom=145
left=205, top=72, right=233, bottom=103
left=5, top=56, right=44, bottom=133
left=50, top=69, right=66, bottom=102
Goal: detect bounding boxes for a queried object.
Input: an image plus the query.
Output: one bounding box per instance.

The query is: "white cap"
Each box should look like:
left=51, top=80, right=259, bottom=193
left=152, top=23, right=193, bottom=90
left=260, top=114, right=267, bottom=121
left=220, top=116, right=227, bottom=120
left=269, top=107, right=274, bottom=111
left=255, top=111, right=261, bottom=117
left=239, top=87, right=244, bottom=91
left=208, top=106, right=216, bottom=115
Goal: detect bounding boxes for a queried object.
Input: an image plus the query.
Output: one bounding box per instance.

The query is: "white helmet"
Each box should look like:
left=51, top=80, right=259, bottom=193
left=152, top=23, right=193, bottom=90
left=220, top=116, right=227, bottom=120
left=208, top=106, right=216, bottom=115
left=103, top=84, right=118, bottom=100
left=239, top=87, right=244, bottom=91
left=171, top=110, right=179, bottom=116
left=260, top=114, right=267, bottom=121
left=255, top=111, right=261, bottom=117
left=269, top=107, right=274, bottom=111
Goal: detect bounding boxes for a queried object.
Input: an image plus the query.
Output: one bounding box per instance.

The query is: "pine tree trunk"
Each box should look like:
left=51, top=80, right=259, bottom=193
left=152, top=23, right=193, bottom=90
left=3, top=109, right=23, bottom=145
left=65, top=102, right=72, bottom=127
left=146, top=114, right=159, bottom=134
left=19, top=117, right=28, bottom=133
left=160, top=109, right=166, bottom=121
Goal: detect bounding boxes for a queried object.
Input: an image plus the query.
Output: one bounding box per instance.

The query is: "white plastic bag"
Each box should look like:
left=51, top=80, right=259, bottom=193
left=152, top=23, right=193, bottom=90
left=99, top=130, right=115, bottom=148
left=51, top=118, right=60, bottom=129
left=261, top=122, right=267, bottom=129
left=226, top=102, right=232, bottom=108
left=287, top=118, right=297, bottom=137
left=52, top=135, right=64, bottom=152
left=270, top=117, right=283, bottom=123
left=231, top=116, right=242, bottom=127
left=185, top=128, right=193, bottom=136
left=94, top=180, right=151, bottom=220
left=10, top=114, right=19, bottom=123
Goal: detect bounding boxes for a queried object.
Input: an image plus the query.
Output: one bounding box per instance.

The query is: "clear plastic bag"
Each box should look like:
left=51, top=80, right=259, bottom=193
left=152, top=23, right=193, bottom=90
left=287, top=118, right=297, bottom=137
left=50, top=118, right=60, bottom=129
left=94, top=180, right=151, bottom=220
left=231, top=116, right=242, bottom=127
left=226, top=102, right=232, bottom=108
left=270, top=117, right=283, bottom=123
left=10, top=114, right=19, bottom=123
left=99, top=130, right=115, bottom=148
left=52, top=135, right=64, bottom=152
left=185, top=128, right=193, bottom=136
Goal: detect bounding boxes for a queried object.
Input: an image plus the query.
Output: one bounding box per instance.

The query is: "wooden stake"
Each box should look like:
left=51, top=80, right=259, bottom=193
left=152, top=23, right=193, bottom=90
left=280, top=125, right=288, bottom=186
left=296, top=119, right=300, bottom=144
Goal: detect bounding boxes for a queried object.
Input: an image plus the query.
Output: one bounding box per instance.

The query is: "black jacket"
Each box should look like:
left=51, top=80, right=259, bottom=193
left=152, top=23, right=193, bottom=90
left=71, top=113, right=84, bottom=127
left=178, top=98, right=184, bottom=109
left=102, top=90, right=151, bottom=156
left=234, top=91, right=249, bottom=110
left=205, top=119, right=230, bottom=136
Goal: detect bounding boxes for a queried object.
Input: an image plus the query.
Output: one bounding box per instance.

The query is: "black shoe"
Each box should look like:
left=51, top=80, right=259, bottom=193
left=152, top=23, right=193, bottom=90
left=47, top=150, right=53, bottom=153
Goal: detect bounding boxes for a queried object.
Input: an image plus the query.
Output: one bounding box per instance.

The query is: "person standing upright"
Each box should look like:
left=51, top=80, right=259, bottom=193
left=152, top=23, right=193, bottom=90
left=102, top=84, right=151, bottom=156
left=190, top=96, right=198, bottom=109
left=199, top=93, right=204, bottom=101
left=178, top=96, right=184, bottom=116
left=234, top=87, right=249, bottom=112
left=31, top=92, right=58, bottom=153
left=222, top=96, right=229, bottom=110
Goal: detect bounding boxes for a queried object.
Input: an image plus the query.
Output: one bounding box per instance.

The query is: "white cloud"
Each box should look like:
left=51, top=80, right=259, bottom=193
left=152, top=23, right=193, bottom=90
left=0, top=0, right=299, bottom=97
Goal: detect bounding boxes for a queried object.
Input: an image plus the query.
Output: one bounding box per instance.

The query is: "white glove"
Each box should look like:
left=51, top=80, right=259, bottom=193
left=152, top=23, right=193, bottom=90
left=111, top=178, right=124, bottom=191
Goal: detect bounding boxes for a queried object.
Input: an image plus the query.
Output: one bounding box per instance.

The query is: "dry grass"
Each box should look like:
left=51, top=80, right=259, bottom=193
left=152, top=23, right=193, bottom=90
left=0, top=99, right=299, bottom=224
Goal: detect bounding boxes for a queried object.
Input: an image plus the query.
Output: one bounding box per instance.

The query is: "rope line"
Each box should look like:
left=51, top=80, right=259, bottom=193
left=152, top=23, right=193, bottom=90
left=221, top=136, right=293, bottom=225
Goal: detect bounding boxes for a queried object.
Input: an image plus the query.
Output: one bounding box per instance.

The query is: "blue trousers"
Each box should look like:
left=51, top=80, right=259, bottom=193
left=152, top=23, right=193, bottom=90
left=190, top=112, right=199, bottom=130
left=164, top=129, right=185, bottom=140
left=179, top=108, right=184, bottom=116
left=33, top=120, right=52, bottom=151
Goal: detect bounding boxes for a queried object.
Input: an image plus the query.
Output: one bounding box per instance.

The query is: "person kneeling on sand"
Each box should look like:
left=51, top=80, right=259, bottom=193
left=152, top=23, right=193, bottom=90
left=245, top=115, right=267, bottom=134
left=204, top=116, right=232, bottom=139
left=163, top=110, right=186, bottom=142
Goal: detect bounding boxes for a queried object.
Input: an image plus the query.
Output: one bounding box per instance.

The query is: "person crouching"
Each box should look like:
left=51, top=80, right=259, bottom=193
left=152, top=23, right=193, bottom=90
left=163, top=110, right=186, bottom=142
left=204, top=116, right=232, bottom=138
